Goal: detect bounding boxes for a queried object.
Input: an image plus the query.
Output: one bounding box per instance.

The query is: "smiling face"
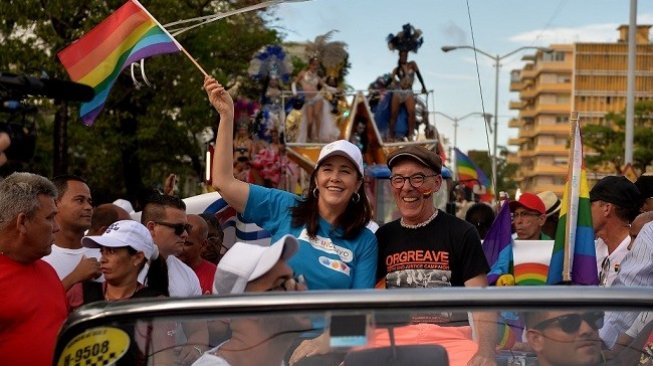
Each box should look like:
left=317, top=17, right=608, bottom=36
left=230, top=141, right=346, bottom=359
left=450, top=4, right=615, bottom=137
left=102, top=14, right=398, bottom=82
left=390, top=159, right=442, bottom=225
left=314, top=155, right=362, bottom=220
left=526, top=311, right=603, bottom=366
left=55, top=180, right=93, bottom=233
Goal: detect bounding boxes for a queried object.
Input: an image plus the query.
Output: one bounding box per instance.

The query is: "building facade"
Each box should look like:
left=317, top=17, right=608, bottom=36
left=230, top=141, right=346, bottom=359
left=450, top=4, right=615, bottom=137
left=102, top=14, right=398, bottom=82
left=509, top=25, right=653, bottom=196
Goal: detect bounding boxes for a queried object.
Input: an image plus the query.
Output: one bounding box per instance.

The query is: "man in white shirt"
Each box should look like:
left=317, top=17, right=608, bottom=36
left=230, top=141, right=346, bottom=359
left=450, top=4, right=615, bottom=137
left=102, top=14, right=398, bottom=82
left=43, top=175, right=101, bottom=291
left=141, top=194, right=206, bottom=365
left=601, top=214, right=653, bottom=348
left=589, top=176, right=641, bottom=287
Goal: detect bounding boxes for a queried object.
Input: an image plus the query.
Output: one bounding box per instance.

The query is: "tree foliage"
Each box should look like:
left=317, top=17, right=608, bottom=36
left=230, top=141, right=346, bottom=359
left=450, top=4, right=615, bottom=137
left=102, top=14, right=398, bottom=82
left=0, top=0, right=280, bottom=205
left=583, top=101, right=653, bottom=174
left=467, top=146, right=518, bottom=196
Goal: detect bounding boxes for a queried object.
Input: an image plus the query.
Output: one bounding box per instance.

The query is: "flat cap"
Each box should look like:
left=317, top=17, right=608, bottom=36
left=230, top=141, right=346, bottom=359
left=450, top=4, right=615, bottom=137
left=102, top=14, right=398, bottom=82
left=387, top=145, right=442, bottom=174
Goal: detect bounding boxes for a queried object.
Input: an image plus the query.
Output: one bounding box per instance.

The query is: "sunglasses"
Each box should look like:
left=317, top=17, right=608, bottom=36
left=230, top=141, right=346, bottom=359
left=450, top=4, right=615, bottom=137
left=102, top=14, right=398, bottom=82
left=533, top=311, right=604, bottom=334
left=155, top=221, right=192, bottom=236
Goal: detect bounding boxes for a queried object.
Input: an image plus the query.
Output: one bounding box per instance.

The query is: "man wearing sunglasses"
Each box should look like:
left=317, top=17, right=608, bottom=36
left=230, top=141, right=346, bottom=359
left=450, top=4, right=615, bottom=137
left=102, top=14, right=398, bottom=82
left=142, top=194, right=207, bottom=365
left=524, top=311, right=604, bottom=366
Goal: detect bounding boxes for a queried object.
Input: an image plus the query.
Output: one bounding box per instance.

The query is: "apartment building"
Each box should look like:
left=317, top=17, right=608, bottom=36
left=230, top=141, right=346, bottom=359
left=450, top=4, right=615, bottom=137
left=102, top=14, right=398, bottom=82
left=509, top=25, right=653, bottom=196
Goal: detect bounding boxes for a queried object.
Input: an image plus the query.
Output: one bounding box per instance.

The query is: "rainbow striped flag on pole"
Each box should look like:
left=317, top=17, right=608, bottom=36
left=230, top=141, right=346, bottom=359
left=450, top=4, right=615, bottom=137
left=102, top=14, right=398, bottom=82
left=454, top=148, right=494, bottom=202
left=547, top=113, right=598, bottom=285
left=58, top=0, right=180, bottom=125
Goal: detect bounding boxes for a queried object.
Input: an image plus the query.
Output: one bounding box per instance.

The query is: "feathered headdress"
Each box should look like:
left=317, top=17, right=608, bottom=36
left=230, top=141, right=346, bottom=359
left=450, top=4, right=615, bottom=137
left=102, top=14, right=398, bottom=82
left=387, top=23, right=424, bottom=53
left=248, top=45, right=293, bottom=83
left=305, top=30, right=348, bottom=78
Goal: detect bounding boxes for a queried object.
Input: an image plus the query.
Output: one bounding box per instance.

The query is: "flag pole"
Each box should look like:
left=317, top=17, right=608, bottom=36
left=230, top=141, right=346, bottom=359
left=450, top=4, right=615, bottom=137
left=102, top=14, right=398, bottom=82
left=562, top=112, right=580, bottom=282
left=131, top=0, right=209, bottom=78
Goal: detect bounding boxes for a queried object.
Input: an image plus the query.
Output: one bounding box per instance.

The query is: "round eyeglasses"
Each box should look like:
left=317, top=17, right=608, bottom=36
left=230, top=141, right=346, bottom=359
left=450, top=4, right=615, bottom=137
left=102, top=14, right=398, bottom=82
left=389, top=174, right=438, bottom=189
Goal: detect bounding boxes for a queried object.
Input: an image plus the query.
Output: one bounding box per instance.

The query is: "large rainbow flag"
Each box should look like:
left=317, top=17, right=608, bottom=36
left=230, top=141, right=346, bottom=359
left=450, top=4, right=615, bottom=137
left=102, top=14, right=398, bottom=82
left=546, top=114, right=598, bottom=285
left=454, top=148, right=494, bottom=202
left=58, top=0, right=180, bottom=125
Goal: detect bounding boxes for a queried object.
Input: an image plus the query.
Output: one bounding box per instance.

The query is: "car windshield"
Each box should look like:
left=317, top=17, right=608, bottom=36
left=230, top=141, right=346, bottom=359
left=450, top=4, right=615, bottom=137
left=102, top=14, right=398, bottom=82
left=55, top=287, right=653, bottom=366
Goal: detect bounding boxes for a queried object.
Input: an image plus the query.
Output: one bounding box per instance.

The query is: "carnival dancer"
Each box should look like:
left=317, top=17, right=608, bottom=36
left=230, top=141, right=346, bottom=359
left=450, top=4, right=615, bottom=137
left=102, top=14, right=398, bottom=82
left=248, top=44, right=293, bottom=141
left=204, top=76, right=377, bottom=291
left=386, top=23, right=427, bottom=141
left=293, top=31, right=345, bottom=143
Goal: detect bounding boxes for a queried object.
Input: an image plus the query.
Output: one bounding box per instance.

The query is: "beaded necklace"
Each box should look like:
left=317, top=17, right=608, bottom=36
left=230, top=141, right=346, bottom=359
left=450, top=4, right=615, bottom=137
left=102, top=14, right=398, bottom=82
left=400, top=209, right=438, bottom=229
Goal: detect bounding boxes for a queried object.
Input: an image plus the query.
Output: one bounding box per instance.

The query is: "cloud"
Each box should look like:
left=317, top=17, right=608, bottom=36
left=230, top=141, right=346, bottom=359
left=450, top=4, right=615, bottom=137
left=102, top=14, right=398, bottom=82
left=426, top=71, right=477, bottom=81
left=509, top=14, right=653, bottom=45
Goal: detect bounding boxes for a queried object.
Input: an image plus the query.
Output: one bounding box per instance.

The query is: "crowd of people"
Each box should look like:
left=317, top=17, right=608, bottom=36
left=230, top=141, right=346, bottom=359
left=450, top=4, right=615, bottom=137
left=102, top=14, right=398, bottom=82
left=2, top=66, right=653, bottom=366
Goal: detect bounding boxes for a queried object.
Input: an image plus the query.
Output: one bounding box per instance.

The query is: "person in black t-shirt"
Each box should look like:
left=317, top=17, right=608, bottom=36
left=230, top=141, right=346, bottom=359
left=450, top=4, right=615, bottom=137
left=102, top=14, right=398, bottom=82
left=376, top=145, right=496, bottom=366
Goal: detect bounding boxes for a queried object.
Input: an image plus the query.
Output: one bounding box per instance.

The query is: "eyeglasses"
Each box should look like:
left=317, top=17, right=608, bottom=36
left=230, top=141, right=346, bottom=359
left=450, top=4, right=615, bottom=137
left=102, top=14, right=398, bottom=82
left=533, top=312, right=604, bottom=334
left=389, top=174, right=438, bottom=189
left=155, top=221, right=192, bottom=236
left=511, top=211, right=542, bottom=220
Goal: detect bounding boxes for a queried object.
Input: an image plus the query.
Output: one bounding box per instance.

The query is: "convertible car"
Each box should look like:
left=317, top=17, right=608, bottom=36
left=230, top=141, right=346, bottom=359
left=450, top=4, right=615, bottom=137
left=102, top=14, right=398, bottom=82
left=54, top=287, right=653, bottom=366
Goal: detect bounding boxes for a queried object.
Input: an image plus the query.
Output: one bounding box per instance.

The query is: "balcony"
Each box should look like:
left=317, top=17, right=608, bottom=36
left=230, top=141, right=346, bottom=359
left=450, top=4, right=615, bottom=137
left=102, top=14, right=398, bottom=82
left=508, top=137, right=525, bottom=146
left=534, top=124, right=570, bottom=136
left=509, top=100, right=525, bottom=110
left=508, top=118, right=522, bottom=128
left=523, top=164, right=568, bottom=178
left=519, top=127, right=536, bottom=138
left=510, top=80, right=524, bottom=92
left=534, top=144, right=568, bottom=155
left=534, top=103, right=570, bottom=114
left=506, top=154, right=520, bottom=164
left=538, top=82, right=572, bottom=93
left=520, top=87, right=537, bottom=100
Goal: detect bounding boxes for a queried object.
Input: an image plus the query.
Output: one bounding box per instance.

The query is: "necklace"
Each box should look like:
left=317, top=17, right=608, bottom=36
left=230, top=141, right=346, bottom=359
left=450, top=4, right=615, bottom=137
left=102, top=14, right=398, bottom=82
left=400, top=210, right=438, bottom=229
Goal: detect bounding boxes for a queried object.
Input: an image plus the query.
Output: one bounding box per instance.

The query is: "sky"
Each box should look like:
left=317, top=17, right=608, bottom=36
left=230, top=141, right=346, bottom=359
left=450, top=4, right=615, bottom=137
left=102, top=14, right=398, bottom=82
left=269, top=0, right=653, bottom=156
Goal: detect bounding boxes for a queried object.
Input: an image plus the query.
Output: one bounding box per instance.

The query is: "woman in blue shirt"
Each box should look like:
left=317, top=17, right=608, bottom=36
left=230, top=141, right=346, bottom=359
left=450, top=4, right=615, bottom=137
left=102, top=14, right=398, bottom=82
left=204, top=76, right=377, bottom=290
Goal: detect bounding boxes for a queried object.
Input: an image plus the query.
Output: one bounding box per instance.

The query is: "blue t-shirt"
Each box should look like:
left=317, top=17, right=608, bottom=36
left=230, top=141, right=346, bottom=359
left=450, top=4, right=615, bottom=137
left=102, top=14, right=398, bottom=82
left=243, top=184, right=378, bottom=290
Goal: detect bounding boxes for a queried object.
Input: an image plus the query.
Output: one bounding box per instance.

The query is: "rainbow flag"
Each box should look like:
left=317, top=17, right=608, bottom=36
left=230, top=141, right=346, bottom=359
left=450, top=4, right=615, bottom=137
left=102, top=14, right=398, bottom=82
left=483, top=200, right=513, bottom=285
left=454, top=148, right=494, bottom=202
left=58, top=0, right=180, bottom=125
left=547, top=114, right=598, bottom=285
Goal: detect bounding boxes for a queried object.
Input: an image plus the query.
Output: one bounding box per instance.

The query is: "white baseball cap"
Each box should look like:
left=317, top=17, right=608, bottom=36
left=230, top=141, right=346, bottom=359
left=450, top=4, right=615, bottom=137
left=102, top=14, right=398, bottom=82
left=213, top=234, right=298, bottom=294
left=82, top=220, right=158, bottom=260
left=316, top=140, right=364, bottom=176
left=113, top=198, right=135, bottom=213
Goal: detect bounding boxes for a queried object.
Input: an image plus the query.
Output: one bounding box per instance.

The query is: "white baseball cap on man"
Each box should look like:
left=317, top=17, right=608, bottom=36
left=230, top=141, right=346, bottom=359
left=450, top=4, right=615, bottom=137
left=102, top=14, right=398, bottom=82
left=316, top=140, right=364, bottom=176
left=213, top=234, right=298, bottom=295
left=82, top=220, right=158, bottom=260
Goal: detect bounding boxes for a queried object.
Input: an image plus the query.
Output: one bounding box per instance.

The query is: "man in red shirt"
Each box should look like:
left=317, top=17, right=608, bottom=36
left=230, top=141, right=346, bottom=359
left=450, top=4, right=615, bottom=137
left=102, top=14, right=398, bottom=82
left=178, top=214, right=217, bottom=294
left=0, top=172, right=68, bottom=366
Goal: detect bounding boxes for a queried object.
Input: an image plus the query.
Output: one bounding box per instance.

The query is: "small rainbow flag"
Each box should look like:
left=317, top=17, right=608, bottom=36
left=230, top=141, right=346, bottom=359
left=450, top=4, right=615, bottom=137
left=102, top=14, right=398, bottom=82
left=547, top=113, right=598, bottom=285
left=454, top=148, right=494, bottom=202
left=58, top=0, right=180, bottom=125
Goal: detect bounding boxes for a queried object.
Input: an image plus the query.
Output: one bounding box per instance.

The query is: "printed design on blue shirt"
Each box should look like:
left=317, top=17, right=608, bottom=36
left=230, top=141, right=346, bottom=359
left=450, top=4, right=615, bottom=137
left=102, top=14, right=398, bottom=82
left=298, top=229, right=354, bottom=263
left=318, top=256, right=351, bottom=276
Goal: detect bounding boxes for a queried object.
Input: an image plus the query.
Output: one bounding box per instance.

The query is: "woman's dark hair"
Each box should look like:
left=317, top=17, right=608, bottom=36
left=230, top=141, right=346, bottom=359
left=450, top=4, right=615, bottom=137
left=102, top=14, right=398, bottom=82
left=290, top=166, right=371, bottom=239
left=128, top=247, right=169, bottom=297
left=145, top=256, right=169, bottom=297
left=465, top=203, right=496, bottom=240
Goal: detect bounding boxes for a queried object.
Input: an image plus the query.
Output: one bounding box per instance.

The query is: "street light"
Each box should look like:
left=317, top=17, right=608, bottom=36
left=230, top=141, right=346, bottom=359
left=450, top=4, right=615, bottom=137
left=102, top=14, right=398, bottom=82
left=441, top=45, right=553, bottom=198
left=432, top=111, right=492, bottom=179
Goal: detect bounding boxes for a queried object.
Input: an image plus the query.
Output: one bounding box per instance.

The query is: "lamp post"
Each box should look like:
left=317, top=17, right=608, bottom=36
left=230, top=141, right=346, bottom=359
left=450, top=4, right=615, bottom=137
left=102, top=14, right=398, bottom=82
left=433, top=111, right=492, bottom=179
left=441, top=45, right=552, bottom=197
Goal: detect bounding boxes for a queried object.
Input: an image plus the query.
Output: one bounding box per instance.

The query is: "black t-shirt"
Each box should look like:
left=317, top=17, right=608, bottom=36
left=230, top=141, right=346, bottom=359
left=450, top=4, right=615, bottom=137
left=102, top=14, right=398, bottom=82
left=376, top=210, right=490, bottom=288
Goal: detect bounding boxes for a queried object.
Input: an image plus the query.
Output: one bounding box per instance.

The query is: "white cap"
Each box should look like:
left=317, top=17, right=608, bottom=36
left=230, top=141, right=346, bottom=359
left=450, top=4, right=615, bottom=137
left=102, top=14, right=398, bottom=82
left=214, top=235, right=298, bottom=294
left=113, top=198, right=135, bottom=214
left=316, top=140, right=364, bottom=176
left=82, top=220, right=158, bottom=261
